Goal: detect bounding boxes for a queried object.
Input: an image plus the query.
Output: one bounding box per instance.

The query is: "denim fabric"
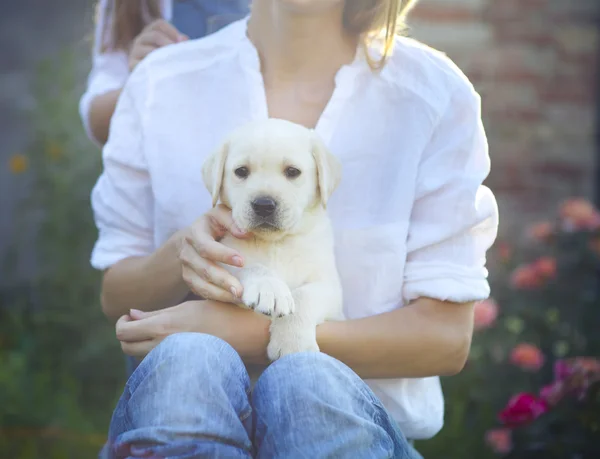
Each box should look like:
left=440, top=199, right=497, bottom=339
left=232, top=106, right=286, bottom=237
left=171, top=0, right=250, bottom=40
left=102, top=333, right=422, bottom=458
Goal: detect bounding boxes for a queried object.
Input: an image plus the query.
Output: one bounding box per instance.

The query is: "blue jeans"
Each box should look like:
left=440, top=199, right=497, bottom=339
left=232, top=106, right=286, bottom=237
left=103, top=333, right=422, bottom=459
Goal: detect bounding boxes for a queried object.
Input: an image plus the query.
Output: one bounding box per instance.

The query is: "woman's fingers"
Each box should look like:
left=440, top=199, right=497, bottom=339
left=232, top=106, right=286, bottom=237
left=181, top=244, right=243, bottom=292
left=182, top=263, right=240, bottom=303
left=177, top=206, right=252, bottom=302
left=207, top=204, right=250, bottom=239
left=128, top=308, right=171, bottom=320
left=186, top=230, right=244, bottom=267
left=121, top=339, right=156, bottom=358
left=180, top=238, right=243, bottom=298
left=116, top=314, right=155, bottom=342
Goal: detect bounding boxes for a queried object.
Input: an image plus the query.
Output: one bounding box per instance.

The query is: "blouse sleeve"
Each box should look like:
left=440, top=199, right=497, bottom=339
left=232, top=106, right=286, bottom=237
left=79, top=0, right=130, bottom=145
left=402, top=83, right=499, bottom=304
left=90, top=63, right=154, bottom=270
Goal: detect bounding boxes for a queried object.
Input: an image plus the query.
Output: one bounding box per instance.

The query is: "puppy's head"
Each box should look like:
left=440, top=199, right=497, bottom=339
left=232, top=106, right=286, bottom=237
left=202, top=119, right=341, bottom=236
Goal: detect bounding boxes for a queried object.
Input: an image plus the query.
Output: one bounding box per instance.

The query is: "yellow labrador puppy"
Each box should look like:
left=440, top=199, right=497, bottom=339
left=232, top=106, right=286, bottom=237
left=202, top=119, right=343, bottom=361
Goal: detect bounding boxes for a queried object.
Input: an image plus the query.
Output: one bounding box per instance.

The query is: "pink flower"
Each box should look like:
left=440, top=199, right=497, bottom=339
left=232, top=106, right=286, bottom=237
left=539, top=381, right=565, bottom=406
left=533, top=257, right=557, bottom=279
left=510, top=343, right=545, bottom=371
left=527, top=221, right=554, bottom=242
left=559, top=198, right=600, bottom=230
left=541, top=358, right=600, bottom=405
left=510, top=258, right=557, bottom=290
left=510, top=264, right=543, bottom=289
left=485, top=428, right=513, bottom=454
left=498, top=393, right=548, bottom=427
left=474, top=299, right=499, bottom=330
left=553, top=359, right=575, bottom=381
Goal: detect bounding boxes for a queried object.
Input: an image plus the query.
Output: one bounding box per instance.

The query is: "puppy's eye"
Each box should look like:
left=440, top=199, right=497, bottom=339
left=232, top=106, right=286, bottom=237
left=234, top=167, right=249, bottom=179
left=284, top=167, right=301, bottom=179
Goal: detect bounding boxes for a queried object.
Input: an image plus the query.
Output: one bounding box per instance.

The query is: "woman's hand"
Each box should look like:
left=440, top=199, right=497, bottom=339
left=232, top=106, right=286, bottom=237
left=178, top=204, right=251, bottom=304
left=129, top=20, right=187, bottom=71
left=116, top=301, right=270, bottom=360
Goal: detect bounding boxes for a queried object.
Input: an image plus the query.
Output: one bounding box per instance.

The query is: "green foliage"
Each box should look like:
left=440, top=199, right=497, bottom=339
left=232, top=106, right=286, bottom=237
left=0, top=50, right=124, bottom=458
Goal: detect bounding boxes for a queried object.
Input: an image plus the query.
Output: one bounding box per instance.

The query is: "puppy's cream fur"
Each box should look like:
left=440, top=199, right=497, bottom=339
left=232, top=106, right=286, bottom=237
left=202, top=119, right=343, bottom=360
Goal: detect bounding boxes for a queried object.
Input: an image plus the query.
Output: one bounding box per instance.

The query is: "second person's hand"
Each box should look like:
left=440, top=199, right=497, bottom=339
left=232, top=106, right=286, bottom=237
left=129, top=19, right=188, bottom=71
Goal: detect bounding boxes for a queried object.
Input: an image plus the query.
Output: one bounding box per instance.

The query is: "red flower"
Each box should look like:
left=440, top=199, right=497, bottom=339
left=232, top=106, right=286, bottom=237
left=474, top=299, right=499, bottom=330
left=510, top=343, right=545, bottom=371
left=485, top=428, right=512, bottom=454
left=498, top=393, right=548, bottom=427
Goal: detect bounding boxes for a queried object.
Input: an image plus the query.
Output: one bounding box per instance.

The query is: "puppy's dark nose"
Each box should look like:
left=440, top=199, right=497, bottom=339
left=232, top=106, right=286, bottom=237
left=251, top=197, right=277, bottom=217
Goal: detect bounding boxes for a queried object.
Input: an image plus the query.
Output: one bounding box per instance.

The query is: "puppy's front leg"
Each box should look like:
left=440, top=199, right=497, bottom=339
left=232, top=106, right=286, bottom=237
left=238, top=264, right=295, bottom=318
left=267, top=282, right=343, bottom=361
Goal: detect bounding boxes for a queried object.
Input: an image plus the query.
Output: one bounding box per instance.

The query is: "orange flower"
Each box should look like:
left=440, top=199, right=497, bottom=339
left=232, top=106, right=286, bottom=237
left=474, top=299, right=499, bottom=330
left=8, top=154, right=29, bottom=174
left=533, top=256, right=557, bottom=279
left=46, top=140, right=63, bottom=161
left=510, top=343, right=545, bottom=371
left=485, top=428, right=512, bottom=454
left=510, top=264, right=542, bottom=289
left=527, top=221, right=553, bottom=242
left=559, top=198, right=600, bottom=230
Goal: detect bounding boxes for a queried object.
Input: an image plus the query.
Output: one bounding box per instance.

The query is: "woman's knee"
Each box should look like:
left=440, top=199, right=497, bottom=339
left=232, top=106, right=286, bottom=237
left=254, top=352, right=355, bottom=399
left=144, top=333, right=246, bottom=383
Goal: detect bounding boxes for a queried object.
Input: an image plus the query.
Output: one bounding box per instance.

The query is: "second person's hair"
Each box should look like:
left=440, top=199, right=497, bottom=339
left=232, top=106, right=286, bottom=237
left=98, top=0, right=162, bottom=52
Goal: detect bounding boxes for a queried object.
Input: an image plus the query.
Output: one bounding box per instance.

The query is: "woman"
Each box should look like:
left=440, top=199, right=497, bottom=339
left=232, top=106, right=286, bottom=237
left=80, top=0, right=250, bottom=145
left=92, top=0, right=499, bottom=457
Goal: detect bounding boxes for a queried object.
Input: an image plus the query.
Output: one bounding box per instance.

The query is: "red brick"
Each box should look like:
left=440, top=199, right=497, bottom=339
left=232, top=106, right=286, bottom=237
left=411, top=5, right=479, bottom=22
left=410, top=0, right=599, bottom=235
left=533, top=161, right=587, bottom=178
left=484, top=0, right=549, bottom=21
left=493, top=21, right=554, bottom=46
left=541, top=79, right=596, bottom=105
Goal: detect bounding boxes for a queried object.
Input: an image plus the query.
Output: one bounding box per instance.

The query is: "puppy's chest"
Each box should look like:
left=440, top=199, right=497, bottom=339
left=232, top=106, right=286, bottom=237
left=222, top=236, right=316, bottom=287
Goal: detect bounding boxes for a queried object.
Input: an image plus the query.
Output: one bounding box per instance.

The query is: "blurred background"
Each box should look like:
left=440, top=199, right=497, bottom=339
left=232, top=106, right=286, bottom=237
left=0, top=0, right=598, bottom=458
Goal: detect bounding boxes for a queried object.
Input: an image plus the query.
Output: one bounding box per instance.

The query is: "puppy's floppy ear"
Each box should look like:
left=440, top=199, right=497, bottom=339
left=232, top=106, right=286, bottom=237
left=311, top=132, right=341, bottom=208
left=202, top=141, right=229, bottom=207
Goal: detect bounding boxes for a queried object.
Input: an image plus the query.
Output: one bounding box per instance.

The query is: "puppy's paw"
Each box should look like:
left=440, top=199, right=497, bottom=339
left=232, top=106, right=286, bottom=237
left=267, top=319, right=319, bottom=361
left=241, top=277, right=295, bottom=317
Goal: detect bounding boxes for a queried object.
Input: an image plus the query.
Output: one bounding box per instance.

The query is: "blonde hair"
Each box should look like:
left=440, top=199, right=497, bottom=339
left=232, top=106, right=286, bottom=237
left=344, top=0, right=418, bottom=70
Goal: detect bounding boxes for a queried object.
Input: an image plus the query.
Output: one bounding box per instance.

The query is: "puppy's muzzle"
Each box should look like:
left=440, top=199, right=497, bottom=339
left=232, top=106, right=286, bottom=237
left=251, top=196, right=277, bottom=218
left=250, top=196, right=281, bottom=229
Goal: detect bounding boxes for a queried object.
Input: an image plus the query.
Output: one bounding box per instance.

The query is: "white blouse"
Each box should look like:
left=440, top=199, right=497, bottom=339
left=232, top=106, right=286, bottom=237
left=90, top=20, right=499, bottom=439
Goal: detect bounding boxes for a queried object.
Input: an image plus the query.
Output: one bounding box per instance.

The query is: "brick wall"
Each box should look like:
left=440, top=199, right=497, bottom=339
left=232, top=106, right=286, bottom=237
left=409, top=0, right=599, bottom=233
